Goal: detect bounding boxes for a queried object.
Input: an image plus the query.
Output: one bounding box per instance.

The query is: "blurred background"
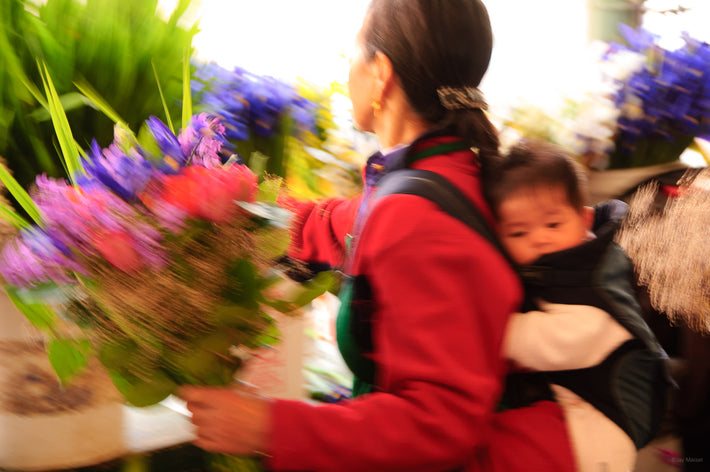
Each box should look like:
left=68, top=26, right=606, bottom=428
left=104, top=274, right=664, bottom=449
left=158, top=0, right=710, bottom=115
left=1, top=1, right=709, bottom=471
left=157, top=0, right=710, bottom=169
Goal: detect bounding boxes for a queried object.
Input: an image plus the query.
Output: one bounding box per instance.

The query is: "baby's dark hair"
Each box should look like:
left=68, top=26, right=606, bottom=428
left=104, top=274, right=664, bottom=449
left=484, top=138, right=588, bottom=218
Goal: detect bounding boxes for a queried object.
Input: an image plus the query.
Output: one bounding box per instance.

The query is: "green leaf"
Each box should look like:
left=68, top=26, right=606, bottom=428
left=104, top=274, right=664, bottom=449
left=167, top=0, right=194, bottom=27
left=181, top=44, right=192, bottom=129
left=0, top=20, right=33, bottom=103
left=47, top=337, right=92, bottom=384
left=0, top=199, right=31, bottom=228
left=38, top=62, right=83, bottom=183
left=223, top=259, right=260, bottom=309
left=212, top=303, right=258, bottom=327
left=98, top=336, right=140, bottom=370
left=292, top=271, right=337, bottom=307
left=120, top=455, right=150, bottom=472
left=165, top=347, right=239, bottom=387
left=0, top=162, right=42, bottom=225
left=256, top=176, right=284, bottom=203
left=152, top=59, right=175, bottom=134
left=27, top=92, right=90, bottom=122
left=208, top=454, right=262, bottom=472
left=248, top=151, right=269, bottom=179
left=136, top=121, right=163, bottom=158
left=263, top=271, right=336, bottom=313
left=108, top=368, right=177, bottom=407
left=252, top=226, right=290, bottom=261
left=4, top=285, right=58, bottom=331
left=212, top=304, right=272, bottom=349
left=27, top=133, right=61, bottom=180
left=74, top=77, right=130, bottom=130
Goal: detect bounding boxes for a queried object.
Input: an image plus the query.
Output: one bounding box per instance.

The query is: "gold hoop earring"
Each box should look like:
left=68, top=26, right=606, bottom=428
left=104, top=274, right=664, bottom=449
left=372, top=100, right=381, bottom=117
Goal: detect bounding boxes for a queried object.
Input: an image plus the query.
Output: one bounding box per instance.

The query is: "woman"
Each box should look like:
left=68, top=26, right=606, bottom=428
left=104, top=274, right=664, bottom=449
left=181, top=1, right=576, bottom=470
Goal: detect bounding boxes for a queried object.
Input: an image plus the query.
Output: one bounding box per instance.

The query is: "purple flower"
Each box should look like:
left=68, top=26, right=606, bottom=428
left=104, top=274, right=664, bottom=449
left=617, top=24, right=658, bottom=52
left=146, top=116, right=188, bottom=172
left=289, top=96, right=318, bottom=136
left=32, top=175, right=166, bottom=270
left=247, top=76, right=294, bottom=137
left=0, top=228, right=83, bottom=288
left=82, top=139, right=155, bottom=201
left=194, top=65, right=252, bottom=146
left=178, top=113, right=227, bottom=167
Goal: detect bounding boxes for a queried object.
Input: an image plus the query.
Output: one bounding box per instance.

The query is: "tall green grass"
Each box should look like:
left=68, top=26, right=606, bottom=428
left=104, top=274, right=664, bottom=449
left=0, top=0, right=197, bottom=196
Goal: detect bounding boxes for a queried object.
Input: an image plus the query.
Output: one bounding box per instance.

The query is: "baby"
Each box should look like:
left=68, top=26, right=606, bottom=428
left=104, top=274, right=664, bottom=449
left=485, top=139, right=669, bottom=472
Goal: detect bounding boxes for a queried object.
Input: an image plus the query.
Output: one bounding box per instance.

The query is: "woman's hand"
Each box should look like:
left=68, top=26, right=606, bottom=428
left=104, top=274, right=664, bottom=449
left=179, top=384, right=273, bottom=456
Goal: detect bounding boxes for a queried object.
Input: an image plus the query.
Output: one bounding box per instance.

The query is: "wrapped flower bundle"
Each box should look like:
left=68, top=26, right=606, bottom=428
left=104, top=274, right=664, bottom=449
left=604, top=25, right=710, bottom=169
left=0, top=109, right=333, bottom=409
left=502, top=25, right=710, bottom=171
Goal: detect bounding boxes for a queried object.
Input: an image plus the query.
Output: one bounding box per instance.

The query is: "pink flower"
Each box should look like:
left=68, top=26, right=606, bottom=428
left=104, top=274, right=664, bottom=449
left=92, top=230, right=144, bottom=273
left=156, top=164, right=258, bottom=224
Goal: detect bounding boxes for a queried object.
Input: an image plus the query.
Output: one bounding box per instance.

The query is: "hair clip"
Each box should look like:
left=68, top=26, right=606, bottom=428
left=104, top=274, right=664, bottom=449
left=437, top=86, right=488, bottom=111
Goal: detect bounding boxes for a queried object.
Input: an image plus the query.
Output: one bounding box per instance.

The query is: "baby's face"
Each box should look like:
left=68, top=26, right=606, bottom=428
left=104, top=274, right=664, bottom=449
left=497, top=186, right=592, bottom=265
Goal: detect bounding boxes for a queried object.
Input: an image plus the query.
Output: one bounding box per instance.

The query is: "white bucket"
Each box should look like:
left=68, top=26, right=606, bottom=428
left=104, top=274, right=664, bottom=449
left=0, top=291, right=125, bottom=471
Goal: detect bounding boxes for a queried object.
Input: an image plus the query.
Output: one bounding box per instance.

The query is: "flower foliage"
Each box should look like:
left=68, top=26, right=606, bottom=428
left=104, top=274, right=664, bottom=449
left=0, top=114, right=333, bottom=407
left=503, top=26, right=710, bottom=170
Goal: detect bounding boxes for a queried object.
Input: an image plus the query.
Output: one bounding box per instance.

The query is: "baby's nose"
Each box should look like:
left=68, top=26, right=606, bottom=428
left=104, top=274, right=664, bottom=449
left=532, top=230, right=552, bottom=245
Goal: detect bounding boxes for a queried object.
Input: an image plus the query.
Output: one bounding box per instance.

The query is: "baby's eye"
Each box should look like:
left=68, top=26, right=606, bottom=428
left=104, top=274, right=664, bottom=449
left=546, top=222, right=561, bottom=229
left=507, top=231, right=527, bottom=238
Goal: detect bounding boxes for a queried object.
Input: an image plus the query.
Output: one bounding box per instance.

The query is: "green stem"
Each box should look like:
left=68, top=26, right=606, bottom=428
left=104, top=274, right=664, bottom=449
left=208, top=453, right=263, bottom=472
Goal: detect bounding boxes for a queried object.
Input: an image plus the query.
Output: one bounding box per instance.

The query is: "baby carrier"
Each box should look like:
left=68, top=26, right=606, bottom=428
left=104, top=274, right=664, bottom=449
left=374, top=168, right=672, bottom=450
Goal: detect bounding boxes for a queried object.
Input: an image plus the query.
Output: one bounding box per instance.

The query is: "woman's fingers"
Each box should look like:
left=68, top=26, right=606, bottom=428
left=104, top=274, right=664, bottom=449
left=176, top=385, right=273, bottom=456
left=178, top=385, right=213, bottom=406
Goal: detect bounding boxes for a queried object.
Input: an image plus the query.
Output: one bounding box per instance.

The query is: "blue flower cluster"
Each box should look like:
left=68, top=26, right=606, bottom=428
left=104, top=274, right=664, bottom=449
left=192, top=62, right=319, bottom=152
left=607, top=25, right=710, bottom=168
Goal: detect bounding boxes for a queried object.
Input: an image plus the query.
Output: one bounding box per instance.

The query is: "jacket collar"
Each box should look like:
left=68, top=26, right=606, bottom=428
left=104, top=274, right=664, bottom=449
left=364, top=126, right=464, bottom=186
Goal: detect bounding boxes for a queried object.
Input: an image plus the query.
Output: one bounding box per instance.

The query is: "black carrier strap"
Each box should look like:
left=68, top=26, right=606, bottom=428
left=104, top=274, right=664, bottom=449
left=375, top=169, right=513, bottom=265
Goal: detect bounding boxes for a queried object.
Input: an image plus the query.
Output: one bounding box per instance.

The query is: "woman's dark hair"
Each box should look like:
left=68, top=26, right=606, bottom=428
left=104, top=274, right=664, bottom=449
left=484, top=138, right=590, bottom=218
left=362, top=0, right=499, bottom=168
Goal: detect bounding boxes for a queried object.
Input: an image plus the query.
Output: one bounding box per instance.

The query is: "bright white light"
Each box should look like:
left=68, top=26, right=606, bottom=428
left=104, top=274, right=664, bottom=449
left=159, top=0, right=369, bottom=85
left=159, top=0, right=709, bottom=115
left=643, top=0, right=710, bottom=48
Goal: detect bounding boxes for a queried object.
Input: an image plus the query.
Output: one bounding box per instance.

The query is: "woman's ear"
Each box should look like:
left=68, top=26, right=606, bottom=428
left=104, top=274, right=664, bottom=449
left=372, top=50, right=395, bottom=103
left=583, top=206, right=595, bottom=231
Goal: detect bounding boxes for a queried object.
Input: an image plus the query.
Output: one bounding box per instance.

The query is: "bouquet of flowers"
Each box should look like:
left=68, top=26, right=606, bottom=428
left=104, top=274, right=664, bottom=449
left=0, top=68, right=334, bottom=418
left=502, top=25, right=710, bottom=171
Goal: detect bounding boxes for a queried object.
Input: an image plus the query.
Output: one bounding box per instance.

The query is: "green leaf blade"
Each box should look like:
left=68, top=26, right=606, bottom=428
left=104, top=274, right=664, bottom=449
left=38, top=62, right=83, bottom=183
left=0, top=163, right=41, bottom=225
left=47, top=337, right=92, bottom=384
left=4, top=285, right=59, bottom=331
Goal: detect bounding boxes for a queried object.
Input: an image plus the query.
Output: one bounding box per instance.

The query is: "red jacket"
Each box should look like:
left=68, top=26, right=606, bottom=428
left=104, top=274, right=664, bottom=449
left=266, top=135, right=575, bottom=471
